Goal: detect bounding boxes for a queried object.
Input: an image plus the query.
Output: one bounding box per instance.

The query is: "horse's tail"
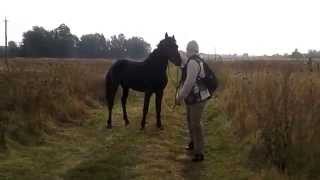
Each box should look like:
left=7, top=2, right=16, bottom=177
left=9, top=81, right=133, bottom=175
left=105, top=70, right=113, bottom=106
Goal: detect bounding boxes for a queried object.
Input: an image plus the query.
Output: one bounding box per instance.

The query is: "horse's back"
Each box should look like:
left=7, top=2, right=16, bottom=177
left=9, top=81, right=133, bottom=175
left=106, top=59, right=167, bottom=92
left=106, top=59, right=130, bottom=79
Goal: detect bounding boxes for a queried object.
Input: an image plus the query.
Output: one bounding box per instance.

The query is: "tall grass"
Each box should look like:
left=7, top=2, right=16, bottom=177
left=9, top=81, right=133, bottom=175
left=1, top=57, right=320, bottom=178
left=0, top=58, right=111, bottom=146
left=214, top=60, right=320, bottom=178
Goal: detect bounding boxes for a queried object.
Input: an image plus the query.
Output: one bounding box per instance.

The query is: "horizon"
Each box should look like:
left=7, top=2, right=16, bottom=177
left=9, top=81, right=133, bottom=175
left=1, top=0, right=320, bottom=56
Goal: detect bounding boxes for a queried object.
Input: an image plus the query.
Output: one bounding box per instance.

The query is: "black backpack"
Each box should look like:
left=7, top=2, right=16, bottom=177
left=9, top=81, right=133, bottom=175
left=190, top=55, right=218, bottom=94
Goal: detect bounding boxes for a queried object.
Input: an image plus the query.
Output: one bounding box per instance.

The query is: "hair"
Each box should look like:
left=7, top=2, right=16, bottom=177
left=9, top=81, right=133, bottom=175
left=187, top=40, right=199, bottom=54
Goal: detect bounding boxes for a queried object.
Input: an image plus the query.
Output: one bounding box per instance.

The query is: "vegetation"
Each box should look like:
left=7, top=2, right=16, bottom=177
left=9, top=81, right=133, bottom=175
left=0, top=24, right=151, bottom=59
left=213, top=60, right=320, bottom=179
left=0, top=58, right=320, bottom=179
left=0, top=59, right=109, bottom=147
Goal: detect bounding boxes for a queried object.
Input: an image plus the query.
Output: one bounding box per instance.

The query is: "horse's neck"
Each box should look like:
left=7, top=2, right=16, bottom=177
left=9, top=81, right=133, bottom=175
left=144, top=50, right=168, bottom=72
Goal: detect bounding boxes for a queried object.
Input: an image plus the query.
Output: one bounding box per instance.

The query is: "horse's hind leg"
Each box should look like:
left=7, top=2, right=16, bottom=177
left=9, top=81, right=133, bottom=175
left=106, top=79, right=119, bottom=129
left=155, top=90, right=164, bottom=130
left=121, top=87, right=130, bottom=126
left=141, top=92, right=152, bottom=130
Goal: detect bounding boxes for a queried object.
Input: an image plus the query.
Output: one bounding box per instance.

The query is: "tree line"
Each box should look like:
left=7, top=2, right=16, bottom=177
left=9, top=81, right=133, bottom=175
left=0, top=24, right=151, bottom=59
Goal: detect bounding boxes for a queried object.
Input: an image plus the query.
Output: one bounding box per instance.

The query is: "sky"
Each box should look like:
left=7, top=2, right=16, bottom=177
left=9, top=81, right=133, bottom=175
left=0, top=0, right=320, bottom=56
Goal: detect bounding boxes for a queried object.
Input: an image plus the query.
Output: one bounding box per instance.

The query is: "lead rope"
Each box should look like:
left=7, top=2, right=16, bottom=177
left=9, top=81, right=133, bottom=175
left=172, top=65, right=180, bottom=109
left=165, top=63, right=180, bottom=111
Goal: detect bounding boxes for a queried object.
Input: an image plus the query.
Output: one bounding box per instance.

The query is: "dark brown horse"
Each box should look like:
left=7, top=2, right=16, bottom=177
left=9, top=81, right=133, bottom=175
left=105, top=33, right=181, bottom=129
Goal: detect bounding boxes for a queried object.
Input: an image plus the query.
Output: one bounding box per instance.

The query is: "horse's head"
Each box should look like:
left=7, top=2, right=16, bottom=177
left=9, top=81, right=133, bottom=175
left=158, top=33, right=182, bottom=66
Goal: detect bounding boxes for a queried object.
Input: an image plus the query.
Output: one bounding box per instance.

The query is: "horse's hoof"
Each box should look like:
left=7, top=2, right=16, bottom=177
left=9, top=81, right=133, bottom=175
left=158, top=126, right=164, bottom=130
left=140, top=126, right=145, bottom=131
left=125, top=121, right=130, bottom=126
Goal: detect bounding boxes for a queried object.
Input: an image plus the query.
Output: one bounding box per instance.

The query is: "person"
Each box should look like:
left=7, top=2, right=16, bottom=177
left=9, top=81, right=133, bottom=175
left=175, top=40, right=211, bottom=162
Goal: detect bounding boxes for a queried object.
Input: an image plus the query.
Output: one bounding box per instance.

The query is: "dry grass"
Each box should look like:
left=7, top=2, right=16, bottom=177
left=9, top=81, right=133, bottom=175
left=0, top=58, right=111, bottom=146
left=212, top=60, right=320, bottom=178
left=1, top=57, right=320, bottom=179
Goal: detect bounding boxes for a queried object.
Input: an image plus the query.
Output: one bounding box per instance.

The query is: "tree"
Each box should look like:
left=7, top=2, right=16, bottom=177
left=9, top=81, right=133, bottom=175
left=291, top=48, right=304, bottom=59
left=51, top=24, right=78, bottom=57
left=78, top=33, right=107, bottom=58
left=8, top=41, right=19, bottom=57
left=105, top=39, right=112, bottom=58
left=0, top=46, right=4, bottom=57
left=21, top=24, right=78, bottom=57
left=21, top=26, right=52, bottom=57
left=109, top=34, right=127, bottom=58
left=126, top=37, right=151, bottom=59
left=19, top=25, right=152, bottom=59
left=307, top=49, right=320, bottom=58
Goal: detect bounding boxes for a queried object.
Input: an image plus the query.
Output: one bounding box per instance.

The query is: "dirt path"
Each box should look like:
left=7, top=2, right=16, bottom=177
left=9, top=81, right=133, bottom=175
left=122, top=102, right=253, bottom=180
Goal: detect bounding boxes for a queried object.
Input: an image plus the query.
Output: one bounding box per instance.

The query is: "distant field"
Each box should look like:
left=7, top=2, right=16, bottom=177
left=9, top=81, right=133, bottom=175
left=0, top=57, right=320, bottom=179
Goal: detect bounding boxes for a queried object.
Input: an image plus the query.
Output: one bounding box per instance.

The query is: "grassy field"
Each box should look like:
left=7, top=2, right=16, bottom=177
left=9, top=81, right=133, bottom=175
left=215, top=60, right=320, bottom=177
left=0, top=58, right=320, bottom=179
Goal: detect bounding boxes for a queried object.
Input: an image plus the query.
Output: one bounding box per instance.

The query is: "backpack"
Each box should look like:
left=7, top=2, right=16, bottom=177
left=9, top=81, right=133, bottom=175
left=190, top=55, right=218, bottom=95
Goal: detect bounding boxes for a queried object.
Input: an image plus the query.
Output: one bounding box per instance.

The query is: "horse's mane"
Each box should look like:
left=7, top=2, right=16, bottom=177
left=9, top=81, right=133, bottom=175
left=144, top=38, right=170, bottom=62
left=144, top=47, right=161, bottom=62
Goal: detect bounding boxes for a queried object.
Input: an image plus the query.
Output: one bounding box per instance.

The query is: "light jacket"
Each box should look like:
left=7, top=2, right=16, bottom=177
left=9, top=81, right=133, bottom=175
left=176, top=53, right=205, bottom=102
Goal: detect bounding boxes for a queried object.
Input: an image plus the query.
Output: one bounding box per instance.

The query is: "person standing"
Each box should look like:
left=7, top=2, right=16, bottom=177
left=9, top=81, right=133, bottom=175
left=175, top=40, right=211, bottom=162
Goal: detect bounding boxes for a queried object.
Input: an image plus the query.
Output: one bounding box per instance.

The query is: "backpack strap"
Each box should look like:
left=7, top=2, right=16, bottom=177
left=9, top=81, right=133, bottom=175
left=179, top=55, right=202, bottom=87
left=188, top=55, right=204, bottom=69
left=187, top=55, right=202, bottom=80
left=189, top=54, right=204, bottom=63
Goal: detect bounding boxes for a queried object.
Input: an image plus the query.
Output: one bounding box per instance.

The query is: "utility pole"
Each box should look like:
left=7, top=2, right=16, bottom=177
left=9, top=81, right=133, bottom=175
left=4, top=17, right=9, bottom=68
left=0, top=18, right=7, bottom=151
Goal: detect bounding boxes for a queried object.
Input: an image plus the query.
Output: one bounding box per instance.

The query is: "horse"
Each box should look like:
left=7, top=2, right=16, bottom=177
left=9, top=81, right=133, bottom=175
left=105, top=33, right=182, bottom=130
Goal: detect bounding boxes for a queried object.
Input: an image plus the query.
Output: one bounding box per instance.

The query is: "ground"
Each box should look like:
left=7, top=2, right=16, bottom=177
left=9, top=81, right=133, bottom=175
left=0, top=94, right=254, bottom=180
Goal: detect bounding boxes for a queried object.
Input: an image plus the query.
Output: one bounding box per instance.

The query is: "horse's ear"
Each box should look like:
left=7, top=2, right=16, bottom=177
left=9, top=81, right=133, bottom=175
left=165, top=32, right=169, bottom=39
left=172, top=35, right=175, bottom=40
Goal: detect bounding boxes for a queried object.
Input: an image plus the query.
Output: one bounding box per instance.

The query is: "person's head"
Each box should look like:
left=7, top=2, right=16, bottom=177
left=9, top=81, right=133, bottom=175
left=186, top=40, right=199, bottom=58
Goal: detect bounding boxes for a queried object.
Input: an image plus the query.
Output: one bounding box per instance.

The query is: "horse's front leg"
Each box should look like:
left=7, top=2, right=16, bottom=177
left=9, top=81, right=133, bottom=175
left=155, top=90, right=164, bottom=130
left=121, top=87, right=130, bottom=126
left=141, top=92, right=152, bottom=130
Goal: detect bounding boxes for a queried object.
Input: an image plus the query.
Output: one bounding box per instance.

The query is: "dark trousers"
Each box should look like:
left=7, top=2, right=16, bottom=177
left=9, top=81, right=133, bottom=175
left=186, top=101, right=206, bottom=155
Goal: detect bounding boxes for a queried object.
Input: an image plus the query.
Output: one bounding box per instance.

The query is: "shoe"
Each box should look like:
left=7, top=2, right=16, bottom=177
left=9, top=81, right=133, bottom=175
left=192, top=154, right=204, bottom=162
left=185, top=142, right=194, bottom=150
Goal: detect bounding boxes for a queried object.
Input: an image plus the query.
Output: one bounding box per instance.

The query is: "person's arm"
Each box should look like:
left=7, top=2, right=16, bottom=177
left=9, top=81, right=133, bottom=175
left=176, top=60, right=200, bottom=102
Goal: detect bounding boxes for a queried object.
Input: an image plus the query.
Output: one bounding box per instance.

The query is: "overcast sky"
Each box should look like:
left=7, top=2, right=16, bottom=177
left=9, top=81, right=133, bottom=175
left=1, top=0, right=319, bottom=55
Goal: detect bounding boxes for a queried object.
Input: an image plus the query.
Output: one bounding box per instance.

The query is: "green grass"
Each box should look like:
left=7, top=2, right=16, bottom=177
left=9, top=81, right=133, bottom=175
left=0, top=105, right=144, bottom=180
left=175, top=102, right=254, bottom=180
left=0, top=97, right=255, bottom=180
